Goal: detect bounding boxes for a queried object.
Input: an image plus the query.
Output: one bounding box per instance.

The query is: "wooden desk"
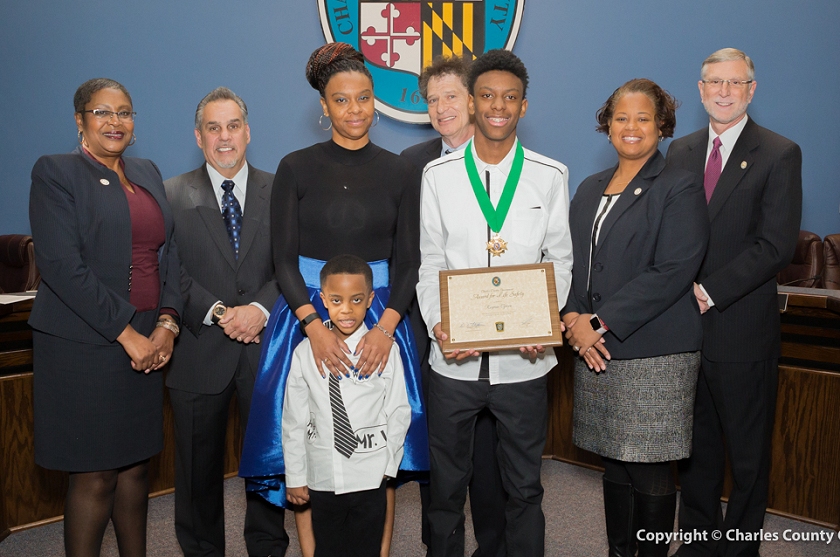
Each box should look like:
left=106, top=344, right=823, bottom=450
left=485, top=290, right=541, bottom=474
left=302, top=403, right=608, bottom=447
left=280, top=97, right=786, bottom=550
left=544, top=287, right=840, bottom=530
left=0, top=300, right=242, bottom=541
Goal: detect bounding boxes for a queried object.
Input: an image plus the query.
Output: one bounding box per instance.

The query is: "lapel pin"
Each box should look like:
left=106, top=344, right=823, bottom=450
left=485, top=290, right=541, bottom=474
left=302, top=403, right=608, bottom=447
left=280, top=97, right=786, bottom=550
left=634, top=187, right=642, bottom=195
left=100, top=179, right=110, bottom=185
left=740, top=161, right=747, bottom=169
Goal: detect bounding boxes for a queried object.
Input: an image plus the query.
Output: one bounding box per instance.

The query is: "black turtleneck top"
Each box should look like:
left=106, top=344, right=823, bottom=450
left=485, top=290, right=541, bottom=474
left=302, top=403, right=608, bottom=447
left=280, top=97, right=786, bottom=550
left=271, top=140, right=421, bottom=316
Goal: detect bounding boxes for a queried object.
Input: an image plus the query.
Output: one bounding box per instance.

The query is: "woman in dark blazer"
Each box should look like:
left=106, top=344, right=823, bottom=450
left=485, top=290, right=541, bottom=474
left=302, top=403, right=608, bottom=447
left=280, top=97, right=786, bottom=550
left=29, top=78, right=182, bottom=557
left=562, top=79, right=709, bottom=557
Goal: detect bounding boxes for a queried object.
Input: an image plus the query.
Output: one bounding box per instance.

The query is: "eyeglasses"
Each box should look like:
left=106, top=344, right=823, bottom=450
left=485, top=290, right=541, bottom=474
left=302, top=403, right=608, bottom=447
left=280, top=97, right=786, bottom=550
left=79, top=109, right=136, bottom=121
left=701, top=79, right=754, bottom=89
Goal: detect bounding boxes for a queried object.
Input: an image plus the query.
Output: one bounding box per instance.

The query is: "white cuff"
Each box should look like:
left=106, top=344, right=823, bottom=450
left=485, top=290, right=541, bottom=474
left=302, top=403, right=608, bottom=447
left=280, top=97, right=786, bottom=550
left=250, top=302, right=270, bottom=321
left=203, top=301, right=224, bottom=326
left=698, top=284, right=715, bottom=307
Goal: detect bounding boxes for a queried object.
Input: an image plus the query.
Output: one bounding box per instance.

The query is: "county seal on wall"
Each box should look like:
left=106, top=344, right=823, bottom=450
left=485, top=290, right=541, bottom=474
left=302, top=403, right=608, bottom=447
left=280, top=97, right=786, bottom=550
left=318, top=0, right=525, bottom=123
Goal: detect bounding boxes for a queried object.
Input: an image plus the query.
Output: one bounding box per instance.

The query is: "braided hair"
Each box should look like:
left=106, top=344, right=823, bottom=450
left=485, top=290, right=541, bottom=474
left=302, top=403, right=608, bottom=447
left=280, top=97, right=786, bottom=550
left=306, top=42, right=373, bottom=97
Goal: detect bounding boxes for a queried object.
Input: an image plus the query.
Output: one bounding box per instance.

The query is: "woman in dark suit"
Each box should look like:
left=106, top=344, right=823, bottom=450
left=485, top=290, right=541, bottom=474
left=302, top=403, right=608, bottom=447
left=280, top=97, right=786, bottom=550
left=562, top=79, right=709, bottom=557
left=29, top=78, right=182, bottom=557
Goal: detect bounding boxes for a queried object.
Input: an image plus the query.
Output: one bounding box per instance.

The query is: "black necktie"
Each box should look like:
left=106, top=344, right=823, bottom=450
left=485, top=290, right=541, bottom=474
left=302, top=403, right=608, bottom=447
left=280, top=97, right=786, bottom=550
left=329, top=374, right=357, bottom=458
left=221, top=180, right=242, bottom=259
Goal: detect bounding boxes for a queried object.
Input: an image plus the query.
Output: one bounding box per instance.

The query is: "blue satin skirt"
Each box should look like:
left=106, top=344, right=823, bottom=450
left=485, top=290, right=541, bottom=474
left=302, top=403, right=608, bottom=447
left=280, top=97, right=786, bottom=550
left=239, top=256, right=429, bottom=508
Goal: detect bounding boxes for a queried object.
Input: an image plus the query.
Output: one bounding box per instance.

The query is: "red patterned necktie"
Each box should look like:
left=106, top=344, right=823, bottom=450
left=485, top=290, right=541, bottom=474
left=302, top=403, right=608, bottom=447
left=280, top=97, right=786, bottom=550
left=704, top=137, right=722, bottom=203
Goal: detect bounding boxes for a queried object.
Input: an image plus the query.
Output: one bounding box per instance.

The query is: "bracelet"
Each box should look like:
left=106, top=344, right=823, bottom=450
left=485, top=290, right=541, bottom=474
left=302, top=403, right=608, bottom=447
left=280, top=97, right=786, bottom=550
left=374, top=323, right=395, bottom=342
left=156, top=319, right=180, bottom=337
left=299, top=312, right=322, bottom=337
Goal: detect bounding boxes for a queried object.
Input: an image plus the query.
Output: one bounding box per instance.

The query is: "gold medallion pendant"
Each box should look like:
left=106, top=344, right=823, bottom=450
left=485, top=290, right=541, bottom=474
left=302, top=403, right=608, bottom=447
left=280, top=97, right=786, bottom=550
left=486, top=233, right=508, bottom=257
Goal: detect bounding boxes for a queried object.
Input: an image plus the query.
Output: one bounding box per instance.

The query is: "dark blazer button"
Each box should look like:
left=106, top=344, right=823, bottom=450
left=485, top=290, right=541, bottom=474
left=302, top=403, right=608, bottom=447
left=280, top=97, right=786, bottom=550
left=592, top=293, right=601, bottom=302
left=593, top=263, right=603, bottom=272
left=238, top=289, right=245, bottom=295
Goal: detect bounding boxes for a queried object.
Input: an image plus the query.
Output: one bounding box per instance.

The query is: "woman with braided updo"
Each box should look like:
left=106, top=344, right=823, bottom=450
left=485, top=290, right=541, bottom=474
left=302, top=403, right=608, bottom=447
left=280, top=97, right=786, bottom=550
left=239, top=42, right=427, bottom=557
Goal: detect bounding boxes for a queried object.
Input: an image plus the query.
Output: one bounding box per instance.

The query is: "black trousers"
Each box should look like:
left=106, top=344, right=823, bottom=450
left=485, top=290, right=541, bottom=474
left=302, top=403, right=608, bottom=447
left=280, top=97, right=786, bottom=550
left=310, top=481, right=387, bottom=557
left=676, top=357, right=778, bottom=557
left=169, top=350, right=289, bottom=557
left=419, top=410, right=507, bottom=556
left=427, top=371, right=547, bottom=557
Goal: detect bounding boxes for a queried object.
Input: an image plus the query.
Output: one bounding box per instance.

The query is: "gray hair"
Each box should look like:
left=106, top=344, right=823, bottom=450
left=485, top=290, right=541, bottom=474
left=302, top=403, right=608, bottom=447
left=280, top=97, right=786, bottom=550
left=701, top=48, right=755, bottom=81
left=194, top=87, right=248, bottom=129
left=74, top=78, right=132, bottom=113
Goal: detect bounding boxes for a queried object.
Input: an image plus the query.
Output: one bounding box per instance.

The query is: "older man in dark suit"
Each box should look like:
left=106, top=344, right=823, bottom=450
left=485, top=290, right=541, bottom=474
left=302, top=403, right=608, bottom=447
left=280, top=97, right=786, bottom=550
left=401, top=55, right=506, bottom=557
left=165, top=87, right=288, bottom=557
left=667, top=49, right=802, bottom=557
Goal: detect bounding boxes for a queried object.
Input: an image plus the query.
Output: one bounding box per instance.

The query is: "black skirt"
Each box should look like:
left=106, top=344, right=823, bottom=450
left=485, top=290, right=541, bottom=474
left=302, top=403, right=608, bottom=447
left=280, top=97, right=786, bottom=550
left=33, top=310, right=163, bottom=472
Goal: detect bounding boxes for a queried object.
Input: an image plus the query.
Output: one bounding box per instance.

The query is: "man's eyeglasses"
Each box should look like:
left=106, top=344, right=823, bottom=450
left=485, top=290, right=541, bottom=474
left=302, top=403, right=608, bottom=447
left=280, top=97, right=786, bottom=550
left=701, top=79, right=754, bottom=90
left=79, top=109, right=136, bottom=121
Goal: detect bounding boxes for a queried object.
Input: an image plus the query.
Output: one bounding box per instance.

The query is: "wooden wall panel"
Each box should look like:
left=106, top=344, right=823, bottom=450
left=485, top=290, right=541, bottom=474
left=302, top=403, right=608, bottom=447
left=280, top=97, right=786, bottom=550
left=769, top=366, right=840, bottom=526
left=0, top=372, right=241, bottom=533
left=0, top=374, right=67, bottom=529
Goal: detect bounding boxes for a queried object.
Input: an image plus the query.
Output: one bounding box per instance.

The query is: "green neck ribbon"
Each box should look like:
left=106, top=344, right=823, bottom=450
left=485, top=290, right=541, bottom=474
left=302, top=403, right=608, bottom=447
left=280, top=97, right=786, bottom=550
left=464, top=139, right=524, bottom=233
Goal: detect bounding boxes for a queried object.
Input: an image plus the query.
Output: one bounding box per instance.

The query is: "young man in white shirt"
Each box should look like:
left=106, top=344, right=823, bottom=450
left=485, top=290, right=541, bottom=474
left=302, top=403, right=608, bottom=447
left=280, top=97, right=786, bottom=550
left=283, top=254, right=411, bottom=557
left=416, top=49, right=573, bottom=557
left=401, top=55, right=507, bottom=557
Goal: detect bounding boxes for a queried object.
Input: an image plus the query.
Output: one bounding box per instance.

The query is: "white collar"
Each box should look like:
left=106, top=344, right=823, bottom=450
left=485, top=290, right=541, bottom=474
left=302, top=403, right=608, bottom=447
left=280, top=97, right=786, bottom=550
left=330, top=322, right=369, bottom=351
left=469, top=137, right=519, bottom=177
left=708, top=114, right=749, bottom=154
left=441, top=136, right=472, bottom=157
left=206, top=162, right=249, bottom=194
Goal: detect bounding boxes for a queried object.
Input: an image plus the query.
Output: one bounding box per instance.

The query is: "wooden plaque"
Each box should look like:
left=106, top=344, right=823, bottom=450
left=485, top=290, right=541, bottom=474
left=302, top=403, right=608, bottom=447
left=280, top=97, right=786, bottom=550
left=439, top=263, right=563, bottom=352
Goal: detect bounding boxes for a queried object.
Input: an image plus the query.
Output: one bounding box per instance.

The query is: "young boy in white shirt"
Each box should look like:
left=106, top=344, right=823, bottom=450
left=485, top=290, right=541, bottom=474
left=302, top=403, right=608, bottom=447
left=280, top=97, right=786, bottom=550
left=282, top=254, right=411, bottom=557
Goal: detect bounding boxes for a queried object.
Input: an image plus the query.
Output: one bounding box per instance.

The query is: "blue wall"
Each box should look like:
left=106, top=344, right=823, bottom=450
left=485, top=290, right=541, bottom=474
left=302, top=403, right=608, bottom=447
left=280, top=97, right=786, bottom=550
left=2, top=1, right=838, bottom=236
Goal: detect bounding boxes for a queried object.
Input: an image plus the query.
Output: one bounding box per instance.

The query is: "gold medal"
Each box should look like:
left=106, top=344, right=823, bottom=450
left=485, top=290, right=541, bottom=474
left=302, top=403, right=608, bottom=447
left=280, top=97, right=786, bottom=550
left=486, top=233, right=508, bottom=257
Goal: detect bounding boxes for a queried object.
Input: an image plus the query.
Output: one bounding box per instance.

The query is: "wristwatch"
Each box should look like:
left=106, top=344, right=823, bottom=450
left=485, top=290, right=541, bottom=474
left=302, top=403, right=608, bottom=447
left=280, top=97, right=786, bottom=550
left=590, top=314, right=609, bottom=335
left=211, top=304, right=227, bottom=324
left=299, top=312, right=321, bottom=336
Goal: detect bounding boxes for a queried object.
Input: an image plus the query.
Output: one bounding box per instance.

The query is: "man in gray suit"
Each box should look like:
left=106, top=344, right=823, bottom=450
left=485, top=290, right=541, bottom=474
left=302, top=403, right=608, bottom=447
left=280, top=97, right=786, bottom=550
left=667, top=49, right=801, bottom=557
left=165, top=87, right=288, bottom=557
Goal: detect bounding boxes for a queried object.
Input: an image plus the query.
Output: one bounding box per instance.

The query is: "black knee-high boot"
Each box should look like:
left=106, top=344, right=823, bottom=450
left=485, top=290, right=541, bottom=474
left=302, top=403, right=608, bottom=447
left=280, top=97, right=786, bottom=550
left=634, top=490, right=676, bottom=557
left=603, top=477, right=637, bottom=557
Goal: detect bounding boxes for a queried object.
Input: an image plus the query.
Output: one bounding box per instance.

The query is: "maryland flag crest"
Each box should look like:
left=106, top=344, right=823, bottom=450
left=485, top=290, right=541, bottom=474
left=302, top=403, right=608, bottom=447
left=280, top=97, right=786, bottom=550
left=318, top=1, right=525, bottom=123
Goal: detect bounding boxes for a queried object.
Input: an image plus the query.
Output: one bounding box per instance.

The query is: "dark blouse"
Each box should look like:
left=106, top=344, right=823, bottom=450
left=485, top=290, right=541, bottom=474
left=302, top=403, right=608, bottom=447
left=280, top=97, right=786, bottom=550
left=82, top=149, right=167, bottom=314
left=271, top=140, right=420, bottom=315
left=123, top=183, right=165, bottom=311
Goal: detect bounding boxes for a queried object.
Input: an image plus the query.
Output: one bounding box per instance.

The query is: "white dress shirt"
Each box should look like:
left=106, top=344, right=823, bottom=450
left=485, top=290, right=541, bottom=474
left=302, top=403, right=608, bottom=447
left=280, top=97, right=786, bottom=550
left=440, top=137, right=470, bottom=158
left=206, top=162, right=249, bottom=214
left=417, top=138, right=573, bottom=384
left=283, top=324, right=410, bottom=494
left=201, top=162, right=270, bottom=324
left=700, top=115, right=749, bottom=307
left=705, top=114, right=749, bottom=174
